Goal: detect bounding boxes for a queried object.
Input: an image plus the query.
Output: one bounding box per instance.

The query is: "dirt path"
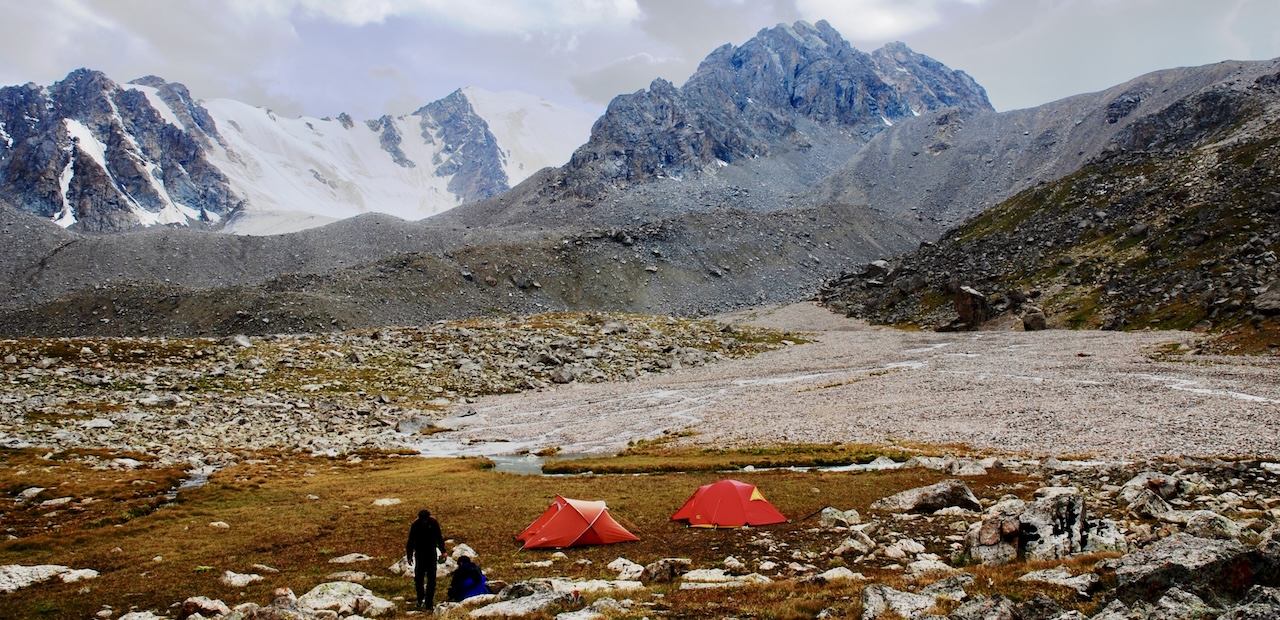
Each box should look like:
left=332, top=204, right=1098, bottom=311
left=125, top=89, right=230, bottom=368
left=415, top=303, right=1280, bottom=459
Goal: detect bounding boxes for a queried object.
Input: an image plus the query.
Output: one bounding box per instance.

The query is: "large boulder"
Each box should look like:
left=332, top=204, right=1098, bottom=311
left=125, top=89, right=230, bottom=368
left=1125, top=587, right=1220, bottom=619
left=953, top=286, right=989, bottom=330
left=871, top=479, right=982, bottom=513
left=1118, top=471, right=1183, bottom=506
left=1115, top=533, right=1260, bottom=602
left=471, top=590, right=570, bottom=617
left=1253, top=282, right=1280, bottom=315
left=862, top=574, right=973, bottom=618
left=1020, top=488, right=1085, bottom=561
left=1017, top=567, right=1099, bottom=597
left=1083, top=518, right=1129, bottom=554
left=966, top=489, right=1090, bottom=564
left=1183, top=510, right=1244, bottom=541
left=947, top=596, right=1018, bottom=620
left=966, top=499, right=1023, bottom=565
left=1220, top=585, right=1280, bottom=619
left=295, top=581, right=395, bottom=617
left=1022, top=308, right=1048, bottom=331
left=859, top=585, right=935, bottom=620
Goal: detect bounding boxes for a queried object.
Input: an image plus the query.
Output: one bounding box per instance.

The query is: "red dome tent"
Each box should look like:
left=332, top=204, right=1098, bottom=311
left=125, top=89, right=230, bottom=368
left=671, top=479, right=788, bottom=528
left=517, top=496, right=639, bottom=549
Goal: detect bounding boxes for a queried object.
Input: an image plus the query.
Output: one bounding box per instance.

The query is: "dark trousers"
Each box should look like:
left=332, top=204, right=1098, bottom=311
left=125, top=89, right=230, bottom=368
left=414, top=559, right=437, bottom=607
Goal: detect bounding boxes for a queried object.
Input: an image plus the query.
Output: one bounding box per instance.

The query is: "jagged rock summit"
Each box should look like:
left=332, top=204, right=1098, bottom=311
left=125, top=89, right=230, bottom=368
left=571, top=21, right=991, bottom=191
left=0, top=71, right=595, bottom=234
left=444, top=20, right=991, bottom=228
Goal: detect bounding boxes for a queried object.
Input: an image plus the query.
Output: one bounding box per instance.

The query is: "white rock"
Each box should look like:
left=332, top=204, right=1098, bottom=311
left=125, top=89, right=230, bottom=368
left=0, top=564, right=71, bottom=593
left=60, top=568, right=99, bottom=583
left=372, top=498, right=401, bottom=506
left=326, top=570, right=371, bottom=582
left=814, top=567, right=866, bottom=582
left=83, top=418, right=115, bottom=429
left=451, top=543, right=478, bottom=560
left=556, top=609, right=603, bottom=620
left=683, top=568, right=735, bottom=582
left=906, top=558, right=958, bottom=578
left=329, top=553, right=373, bottom=564
left=298, top=581, right=395, bottom=617
left=1018, top=567, right=1099, bottom=596
left=388, top=557, right=413, bottom=577
left=723, top=556, right=746, bottom=573
left=546, top=578, right=645, bottom=594
left=514, top=560, right=554, bottom=568
left=219, top=570, right=263, bottom=588
left=551, top=551, right=569, bottom=561
left=471, top=591, right=568, bottom=617
left=182, top=596, right=232, bottom=618
left=118, top=612, right=167, bottom=620
left=607, top=558, right=644, bottom=581
left=38, top=497, right=74, bottom=508
left=16, top=487, right=45, bottom=502
left=209, top=521, right=230, bottom=529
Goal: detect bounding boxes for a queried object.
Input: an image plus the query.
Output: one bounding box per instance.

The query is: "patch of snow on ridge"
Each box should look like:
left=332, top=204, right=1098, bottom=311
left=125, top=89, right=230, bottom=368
left=55, top=158, right=76, bottom=228
left=126, top=84, right=184, bottom=129
left=460, top=87, right=595, bottom=185
left=64, top=119, right=108, bottom=171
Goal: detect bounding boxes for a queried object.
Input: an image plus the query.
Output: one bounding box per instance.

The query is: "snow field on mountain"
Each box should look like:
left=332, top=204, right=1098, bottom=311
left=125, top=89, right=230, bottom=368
left=203, top=89, right=594, bottom=235
left=461, top=86, right=596, bottom=183
left=203, top=100, right=459, bottom=234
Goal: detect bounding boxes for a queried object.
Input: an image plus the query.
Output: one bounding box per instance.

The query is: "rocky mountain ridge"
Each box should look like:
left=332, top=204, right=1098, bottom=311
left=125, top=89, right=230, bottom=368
left=0, top=72, right=593, bottom=235
left=819, top=59, right=1280, bottom=351
left=4, top=25, right=1280, bottom=338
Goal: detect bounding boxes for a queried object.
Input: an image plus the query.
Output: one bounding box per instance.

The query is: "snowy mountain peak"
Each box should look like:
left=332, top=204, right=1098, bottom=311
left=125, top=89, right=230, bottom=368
left=0, top=70, right=596, bottom=235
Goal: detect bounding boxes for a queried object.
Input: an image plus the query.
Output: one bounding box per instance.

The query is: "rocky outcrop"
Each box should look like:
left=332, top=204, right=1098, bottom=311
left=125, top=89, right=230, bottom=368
left=870, top=479, right=982, bottom=513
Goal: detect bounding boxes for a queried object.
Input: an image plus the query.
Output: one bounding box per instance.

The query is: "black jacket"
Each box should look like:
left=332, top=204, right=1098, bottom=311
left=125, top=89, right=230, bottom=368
left=405, top=516, right=446, bottom=564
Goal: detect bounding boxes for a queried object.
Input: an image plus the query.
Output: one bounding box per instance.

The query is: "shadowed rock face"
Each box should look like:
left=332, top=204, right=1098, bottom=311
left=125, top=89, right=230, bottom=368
left=0, top=69, right=241, bottom=232
left=415, top=90, right=510, bottom=204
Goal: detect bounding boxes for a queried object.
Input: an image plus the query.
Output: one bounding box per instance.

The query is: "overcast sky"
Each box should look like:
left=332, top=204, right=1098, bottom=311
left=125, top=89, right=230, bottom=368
left=3, top=0, right=1278, bottom=120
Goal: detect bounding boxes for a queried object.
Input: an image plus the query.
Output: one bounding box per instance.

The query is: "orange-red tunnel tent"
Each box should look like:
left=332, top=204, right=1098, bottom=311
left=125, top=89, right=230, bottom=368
left=671, top=479, right=788, bottom=528
left=517, top=495, right=639, bottom=549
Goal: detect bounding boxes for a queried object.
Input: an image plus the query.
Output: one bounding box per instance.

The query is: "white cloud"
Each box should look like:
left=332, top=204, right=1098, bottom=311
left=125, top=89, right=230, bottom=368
left=230, top=0, right=641, bottom=32
left=795, top=0, right=985, bottom=40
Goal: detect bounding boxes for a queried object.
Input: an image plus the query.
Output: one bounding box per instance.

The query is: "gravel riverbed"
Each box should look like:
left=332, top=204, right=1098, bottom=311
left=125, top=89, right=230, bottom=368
left=428, top=303, right=1280, bottom=459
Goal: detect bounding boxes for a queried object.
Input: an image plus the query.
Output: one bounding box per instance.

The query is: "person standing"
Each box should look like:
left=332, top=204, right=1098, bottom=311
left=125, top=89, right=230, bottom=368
left=406, top=509, right=447, bottom=610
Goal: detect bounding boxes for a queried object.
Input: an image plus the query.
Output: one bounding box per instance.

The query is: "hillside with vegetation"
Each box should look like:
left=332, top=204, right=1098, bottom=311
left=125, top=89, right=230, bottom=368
left=820, top=68, right=1280, bottom=353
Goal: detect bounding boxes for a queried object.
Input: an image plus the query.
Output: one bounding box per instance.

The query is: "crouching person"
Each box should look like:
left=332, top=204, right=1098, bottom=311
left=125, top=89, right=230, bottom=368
left=446, top=556, right=489, bottom=602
